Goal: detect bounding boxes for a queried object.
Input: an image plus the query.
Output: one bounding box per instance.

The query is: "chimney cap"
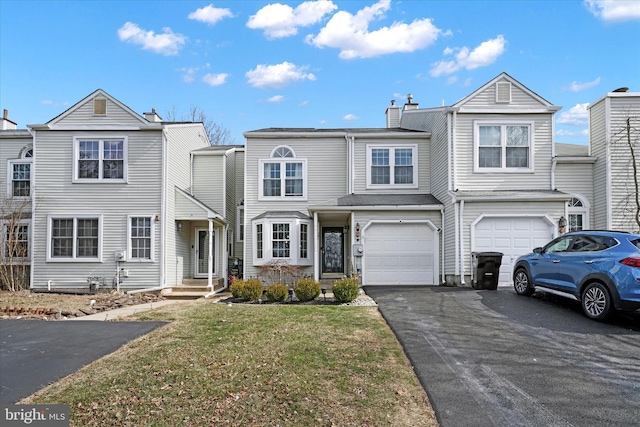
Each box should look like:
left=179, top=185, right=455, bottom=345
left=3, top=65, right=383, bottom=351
left=613, top=87, right=629, bottom=93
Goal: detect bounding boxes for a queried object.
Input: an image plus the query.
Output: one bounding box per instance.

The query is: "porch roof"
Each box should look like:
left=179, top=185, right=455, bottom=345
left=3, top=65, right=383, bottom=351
left=252, top=210, right=311, bottom=220
left=451, top=189, right=571, bottom=202
left=174, top=187, right=226, bottom=223
left=308, top=194, right=443, bottom=212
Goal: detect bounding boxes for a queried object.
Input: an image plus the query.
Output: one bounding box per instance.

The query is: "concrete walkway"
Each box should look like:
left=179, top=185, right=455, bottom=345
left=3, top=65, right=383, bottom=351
left=67, top=299, right=190, bottom=321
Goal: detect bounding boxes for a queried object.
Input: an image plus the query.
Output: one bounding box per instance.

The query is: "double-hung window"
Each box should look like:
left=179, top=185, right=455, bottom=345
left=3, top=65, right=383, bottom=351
left=4, top=223, right=29, bottom=259
left=74, top=137, right=127, bottom=182
left=475, top=122, right=533, bottom=172
left=259, top=146, right=306, bottom=199
left=129, top=216, right=153, bottom=261
left=47, top=215, right=102, bottom=261
left=8, top=161, right=31, bottom=197
left=367, top=145, right=418, bottom=188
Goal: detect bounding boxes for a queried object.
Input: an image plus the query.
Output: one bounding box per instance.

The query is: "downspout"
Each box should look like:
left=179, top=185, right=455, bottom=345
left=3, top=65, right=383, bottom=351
left=29, top=128, right=36, bottom=289
left=551, top=158, right=557, bottom=190
left=313, top=212, right=319, bottom=281
left=222, top=223, right=229, bottom=289
left=207, top=219, right=213, bottom=290
left=451, top=110, right=457, bottom=192
left=160, top=127, right=168, bottom=288
left=454, top=201, right=460, bottom=278
left=345, top=134, right=355, bottom=194
left=459, top=199, right=465, bottom=285
left=440, top=208, right=445, bottom=285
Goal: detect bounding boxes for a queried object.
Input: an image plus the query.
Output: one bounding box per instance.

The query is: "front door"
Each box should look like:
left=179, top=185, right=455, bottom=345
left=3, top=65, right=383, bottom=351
left=322, top=227, right=344, bottom=274
left=195, top=228, right=215, bottom=277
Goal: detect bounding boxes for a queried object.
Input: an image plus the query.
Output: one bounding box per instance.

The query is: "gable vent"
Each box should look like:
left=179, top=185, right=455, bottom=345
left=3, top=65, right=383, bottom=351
left=93, top=98, right=107, bottom=115
left=495, top=82, right=511, bottom=103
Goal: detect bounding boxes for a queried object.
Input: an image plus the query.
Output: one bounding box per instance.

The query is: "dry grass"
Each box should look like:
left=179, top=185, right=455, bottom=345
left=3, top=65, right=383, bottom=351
left=0, top=290, right=120, bottom=313
left=20, top=299, right=438, bottom=426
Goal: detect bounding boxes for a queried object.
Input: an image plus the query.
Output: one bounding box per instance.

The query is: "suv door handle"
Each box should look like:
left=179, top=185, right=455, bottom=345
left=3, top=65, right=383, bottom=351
left=584, top=260, right=594, bottom=264
left=553, top=260, right=560, bottom=263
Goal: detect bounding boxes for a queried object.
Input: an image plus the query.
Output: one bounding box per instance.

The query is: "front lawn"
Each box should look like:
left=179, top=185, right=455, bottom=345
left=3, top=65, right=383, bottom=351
left=21, top=300, right=438, bottom=426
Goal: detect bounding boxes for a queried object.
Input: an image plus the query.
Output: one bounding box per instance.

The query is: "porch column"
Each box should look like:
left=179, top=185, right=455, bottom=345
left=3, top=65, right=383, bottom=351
left=313, top=212, right=319, bottom=281
left=208, top=219, right=213, bottom=289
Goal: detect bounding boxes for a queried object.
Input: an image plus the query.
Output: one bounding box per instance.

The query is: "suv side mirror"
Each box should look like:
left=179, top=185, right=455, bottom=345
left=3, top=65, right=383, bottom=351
left=533, top=247, right=542, bottom=254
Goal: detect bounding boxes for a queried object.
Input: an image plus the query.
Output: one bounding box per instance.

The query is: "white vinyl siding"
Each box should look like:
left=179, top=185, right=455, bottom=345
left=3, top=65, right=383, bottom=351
left=589, top=100, right=608, bottom=230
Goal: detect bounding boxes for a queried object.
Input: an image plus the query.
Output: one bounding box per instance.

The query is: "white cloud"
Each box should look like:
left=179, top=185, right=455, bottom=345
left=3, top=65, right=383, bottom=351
left=117, top=22, right=186, bottom=56
left=584, top=0, right=640, bottom=22
left=306, top=0, right=442, bottom=59
left=245, top=62, right=316, bottom=88
left=181, top=67, right=197, bottom=83
left=188, top=4, right=234, bottom=25
left=298, top=100, right=309, bottom=106
left=567, top=77, right=601, bottom=92
left=430, top=35, right=506, bottom=77
left=557, top=103, right=590, bottom=125
left=267, top=95, right=285, bottom=103
left=343, top=113, right=359, bottom=120
left=247, top=1, right=337, bottom=39
left=202, top=73, right=229, bottom=86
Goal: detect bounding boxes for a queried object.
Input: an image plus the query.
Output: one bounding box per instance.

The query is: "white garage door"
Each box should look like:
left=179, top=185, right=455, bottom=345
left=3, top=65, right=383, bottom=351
left=364, top=222, right=436, bottom=285
left=474, top=217, right=553, bottom=284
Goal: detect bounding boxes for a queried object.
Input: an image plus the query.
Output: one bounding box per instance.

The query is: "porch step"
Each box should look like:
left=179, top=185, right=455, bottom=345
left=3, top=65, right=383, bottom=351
left=161, top=279, right=226, bottom=300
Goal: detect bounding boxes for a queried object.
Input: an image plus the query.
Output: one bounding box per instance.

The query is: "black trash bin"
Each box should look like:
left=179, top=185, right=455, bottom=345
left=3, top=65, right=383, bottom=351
left=471, top=252, right=503, bottom=290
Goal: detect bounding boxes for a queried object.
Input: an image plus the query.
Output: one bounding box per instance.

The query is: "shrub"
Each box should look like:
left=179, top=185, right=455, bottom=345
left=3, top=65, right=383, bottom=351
left=265, top=283, right=289, bottom=302
left=242, top=278, right=264, bottom=301
left=294, top=278, right=321, bottom=302
left=230, top=279, right=245, bottom=299
left=332, top=277, right=359, bottom=303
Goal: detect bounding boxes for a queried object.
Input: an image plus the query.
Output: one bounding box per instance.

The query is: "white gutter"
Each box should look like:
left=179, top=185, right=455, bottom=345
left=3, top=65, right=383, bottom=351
left=454, top=201, right=460, bottom=277
left=452, top=109, right=458, bottom=191
left=30, top=129, right=36, bottom=289
left=204, top=285, right=228, bottom=299
left=313, top=212, right=320, bottom=281
left=208, top=218, right=213, bottom=290
left=440, top=208, right=445, bottom=284
left=160, top=127, right=168, bottom=288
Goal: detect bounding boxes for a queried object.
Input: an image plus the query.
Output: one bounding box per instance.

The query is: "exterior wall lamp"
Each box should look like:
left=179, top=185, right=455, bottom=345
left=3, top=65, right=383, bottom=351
left=177, top=221, right=183, bottom=232
left=558, top=216, right=567, bottom=234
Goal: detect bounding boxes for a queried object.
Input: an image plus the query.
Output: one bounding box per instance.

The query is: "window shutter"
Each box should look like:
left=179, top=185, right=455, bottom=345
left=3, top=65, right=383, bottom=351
left=93, top=98, right=107, bottom=115
left=495, top=82, right=511, bottom=103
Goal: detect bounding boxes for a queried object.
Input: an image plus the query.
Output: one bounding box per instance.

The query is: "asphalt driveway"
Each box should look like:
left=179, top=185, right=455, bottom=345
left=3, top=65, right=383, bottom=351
left=0, top=320, right=166, bottom=404
left=365, top=286, right=640, bottom=427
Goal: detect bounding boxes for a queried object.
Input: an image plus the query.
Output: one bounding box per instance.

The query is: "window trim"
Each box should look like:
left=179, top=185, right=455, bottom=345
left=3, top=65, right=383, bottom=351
left=252, top=218, right=312, bottom=266
left=72, top=136, right=128, bottom=183
left=258, top=146, right=307, bottom=200
left=567, top=196, right=589, bottom=232
left=7, top=159, right=32, bottom=199
left=236, top=205, right=244, bottom=242
left=366, top=144, right=419, bottom=189
left=473, top=121, right=534, bottom=173
left=127, top=215, right=155, bottom=262
left=46, top=214, right=103, bottom=262
left=2, top=220, right=30, bottom=261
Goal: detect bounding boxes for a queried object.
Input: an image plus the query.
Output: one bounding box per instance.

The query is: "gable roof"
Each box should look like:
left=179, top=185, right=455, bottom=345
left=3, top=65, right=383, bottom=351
left=452, top=72, right=559, bottom=111
left=43, top=89, right=150, bottom=127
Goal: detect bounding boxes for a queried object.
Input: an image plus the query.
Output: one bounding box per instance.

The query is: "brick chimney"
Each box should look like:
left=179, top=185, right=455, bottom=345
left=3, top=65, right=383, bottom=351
left=2, top=109, right=18, bottom=130
left=385, top=100, right=401, bottom=128
left=144, top=108, right=162, bottom=122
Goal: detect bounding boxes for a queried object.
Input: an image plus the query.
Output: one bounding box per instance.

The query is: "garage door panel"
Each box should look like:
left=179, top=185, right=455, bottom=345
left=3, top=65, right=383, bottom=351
left=474, top=217, right=553, bottom=284
left=365, top=223, right=436, bottom=285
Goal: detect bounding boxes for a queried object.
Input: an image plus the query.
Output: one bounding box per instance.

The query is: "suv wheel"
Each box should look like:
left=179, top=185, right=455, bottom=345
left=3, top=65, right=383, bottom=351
left=513, top=268, right=534, bottom=296
left=581, top=282, right=612, bottom=320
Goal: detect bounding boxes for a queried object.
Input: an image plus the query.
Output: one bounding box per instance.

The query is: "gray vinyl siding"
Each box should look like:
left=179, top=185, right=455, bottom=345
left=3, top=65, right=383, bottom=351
left=54, top=97, right=145, bottom=127
left=555, top=162, right=594, bottom=228
left=462, top=79, right=544, bottom=107
left=608, top=96, right=640, bottom=232
left=192, top=154, right=225, bottom=212
left=589, top=100, right=608, bottom=229
left=164, top=125, right=210, bottom=286
left=352, top=136, right=430, bottom=193
left=233, top=150, right=245, bottom=260
left=32, top=129, right=163, bottom=289
left=243, top=136, right=347, bottom=278
left=453, top=113, right=553, bottom=191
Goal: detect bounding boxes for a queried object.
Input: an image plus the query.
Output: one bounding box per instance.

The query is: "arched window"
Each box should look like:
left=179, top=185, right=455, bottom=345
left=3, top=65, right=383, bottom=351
left=260, top=146, right=306, bottom=199
left=567, top=197, right=588, bottom=232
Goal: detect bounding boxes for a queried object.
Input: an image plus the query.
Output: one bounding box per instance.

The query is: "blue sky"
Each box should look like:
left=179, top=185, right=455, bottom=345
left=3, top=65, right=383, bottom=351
left=1, top=0, right=639, bottom=145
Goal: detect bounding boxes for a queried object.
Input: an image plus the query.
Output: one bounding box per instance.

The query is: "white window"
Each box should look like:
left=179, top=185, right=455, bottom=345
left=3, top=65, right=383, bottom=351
left=253, top=218, right=312, bottom=265
left=259, top=146, right=307, bottom=200
left=128, top=216, right=154, bottom=261
left=474, top=122, right=533, bottom=172
left=367, top=145, right=418, bottom=188
left=73, top=137, right=127, bottom=182
left=3, top=222, right=29, bottom=260
left=47, top=215, right=102, bottom=262
left=567, top=197, right=588, bottom=232
left=7, top=160, right=31, bottom=198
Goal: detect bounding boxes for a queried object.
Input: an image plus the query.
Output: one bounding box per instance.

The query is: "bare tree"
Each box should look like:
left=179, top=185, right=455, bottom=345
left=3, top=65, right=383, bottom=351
left=0, top=197, right=31, bottom=291
left=610, top=114, right=640, bottom=231
left=165, top=105, right=236, bottom=145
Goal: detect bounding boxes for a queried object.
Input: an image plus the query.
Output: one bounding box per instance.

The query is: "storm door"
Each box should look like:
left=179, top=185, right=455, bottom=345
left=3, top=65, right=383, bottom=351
left=195, top=228, right=215, bottom=277
left=322, top=227, right=344, bottom=274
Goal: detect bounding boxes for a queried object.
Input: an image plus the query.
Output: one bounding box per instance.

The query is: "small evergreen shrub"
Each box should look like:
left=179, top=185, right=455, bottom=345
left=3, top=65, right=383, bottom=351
left=230, top=279, right=245, bottom=299
left=265, top=283, right=289, bottom=302
left=294, top=278, right=321, bottom=302
left=332, top=277, right=359, bottom=303
left=242, top=278, right=264, bottom=301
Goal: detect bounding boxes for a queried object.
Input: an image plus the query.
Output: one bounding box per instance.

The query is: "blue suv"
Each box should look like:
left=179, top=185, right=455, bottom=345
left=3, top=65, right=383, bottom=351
left=513, top=230, right=640, bottom=320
